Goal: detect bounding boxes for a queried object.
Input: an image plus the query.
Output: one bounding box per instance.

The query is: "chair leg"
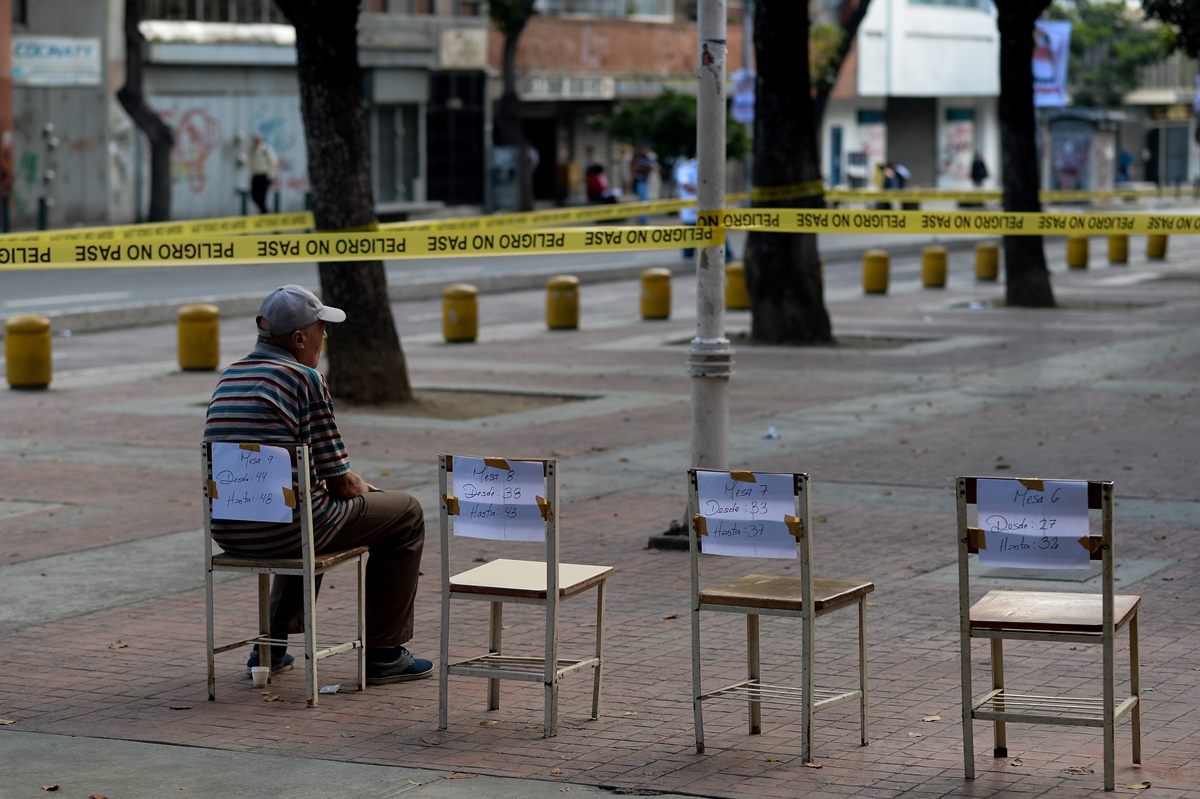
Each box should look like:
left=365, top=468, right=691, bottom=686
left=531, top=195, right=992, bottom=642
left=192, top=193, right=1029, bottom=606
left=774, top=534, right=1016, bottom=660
left=206, top=565, right=217, bottom=702
left=356, top=554, right=367, bottom=692
left=990, top=638, right=1006, bottom=758
left=438, top=589, right=451, bottom=731
left=691, top=600, right=705, bottom=755
left=1130, top=611, right=1142, bottom=765
left=545, top=676, right=559, bottom=738
left=747, top=613, right=761, bottom=736
left=590, top=581, right=606, bottom=720
left=488, top=601, right=503, bottom=712
left=858, top=596, right=869, bottom=746
left=960, top=631, right=975, bottom=780
left=303, top=573, right=317, bottom=708
left=257, top=574, right=271, bottom=686
left=1104, top=623, right=1117, bottom=791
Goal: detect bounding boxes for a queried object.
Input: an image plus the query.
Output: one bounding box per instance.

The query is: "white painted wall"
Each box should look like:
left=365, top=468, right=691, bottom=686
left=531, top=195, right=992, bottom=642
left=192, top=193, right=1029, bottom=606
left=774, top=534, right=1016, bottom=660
left=858, top=0, right=999, bottom=98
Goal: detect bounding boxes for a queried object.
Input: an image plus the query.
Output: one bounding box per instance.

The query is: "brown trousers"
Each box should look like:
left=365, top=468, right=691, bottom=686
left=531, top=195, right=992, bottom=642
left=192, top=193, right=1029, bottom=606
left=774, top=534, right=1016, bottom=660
left=269, top=490, right=424, bottom=648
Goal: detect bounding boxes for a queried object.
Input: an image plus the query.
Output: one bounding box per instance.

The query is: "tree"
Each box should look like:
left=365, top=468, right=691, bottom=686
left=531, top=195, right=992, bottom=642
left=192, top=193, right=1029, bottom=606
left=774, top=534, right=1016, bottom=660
left=490, top=0, right=537, bottom=212
left=1050, top=1, right=1169, bottom=108
left=118, top=0, right=173, bottom=222
left=1142, top=0, right=1200, bottom=57
left=743, top=0, right=831, bottom=344
left=274, top=0, right=412, bottom=403
left=997, top=1, right=1056, bottom=308
left=811, top=0, right=873, bottom=133
left=587, top=90, right=751, bottom=162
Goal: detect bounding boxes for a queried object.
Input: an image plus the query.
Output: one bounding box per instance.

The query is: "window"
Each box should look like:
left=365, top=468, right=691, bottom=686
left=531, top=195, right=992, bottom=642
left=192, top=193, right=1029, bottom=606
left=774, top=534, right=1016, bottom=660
left=139, top=0, right=288, bottom=23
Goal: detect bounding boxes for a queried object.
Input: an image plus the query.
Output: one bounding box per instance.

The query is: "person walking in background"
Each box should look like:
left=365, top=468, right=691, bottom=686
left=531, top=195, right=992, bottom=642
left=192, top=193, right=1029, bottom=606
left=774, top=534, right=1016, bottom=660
left=250, top=134, right=278, bottom=214
left=970, top=152, right=989, bottom=187
left=631, top=144, right=656, bottom=224
left=675, top=150, right=733, bottom=261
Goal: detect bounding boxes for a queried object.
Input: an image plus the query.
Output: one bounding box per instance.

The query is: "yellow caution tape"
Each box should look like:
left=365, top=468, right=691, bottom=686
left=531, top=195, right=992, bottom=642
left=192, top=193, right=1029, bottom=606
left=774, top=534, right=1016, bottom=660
left=0, top=224, right=726, bottom=270
left=385, top=198, right=691, bottom=232
left=701, top=208, right=1194, bottom=236
left=749, top=181, right=825, bottom=203
left=0, top=212, right=314, bottom=244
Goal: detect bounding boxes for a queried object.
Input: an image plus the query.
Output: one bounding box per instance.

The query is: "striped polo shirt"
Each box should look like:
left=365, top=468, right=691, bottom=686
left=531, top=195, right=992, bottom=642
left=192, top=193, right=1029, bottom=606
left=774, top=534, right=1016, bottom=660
left=204, top=342, right=353, bottom=556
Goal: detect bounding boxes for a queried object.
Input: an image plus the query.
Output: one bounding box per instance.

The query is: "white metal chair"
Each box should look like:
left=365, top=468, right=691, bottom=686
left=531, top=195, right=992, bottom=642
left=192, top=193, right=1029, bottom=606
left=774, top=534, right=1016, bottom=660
left=689, top=469, right=874, bottom=762
left=957, top=476, right=1142, bottom=791
left=437, top=454, right=612, bottom=737
left=203, top=441, right=366, bottom=707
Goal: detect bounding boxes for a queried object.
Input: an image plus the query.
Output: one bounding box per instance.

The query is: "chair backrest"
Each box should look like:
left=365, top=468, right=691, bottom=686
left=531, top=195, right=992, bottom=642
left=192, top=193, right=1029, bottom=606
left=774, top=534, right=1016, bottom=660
left=956, top=476, right=1115, bottom=625
left=202, top=441, right=315, bottom=570
left=438, top=453, right=559, bottom=588
left=688, top=469, right=813, bottom=606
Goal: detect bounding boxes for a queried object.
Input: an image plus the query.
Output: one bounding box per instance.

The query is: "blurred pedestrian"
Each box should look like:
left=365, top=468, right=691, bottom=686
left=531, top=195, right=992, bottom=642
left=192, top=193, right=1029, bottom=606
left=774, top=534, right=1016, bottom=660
left=250, top=134, right=278, bottom=214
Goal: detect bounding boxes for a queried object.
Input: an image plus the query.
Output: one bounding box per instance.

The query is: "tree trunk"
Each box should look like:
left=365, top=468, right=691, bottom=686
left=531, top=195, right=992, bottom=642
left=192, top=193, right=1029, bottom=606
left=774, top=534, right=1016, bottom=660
left=494, top=7, right=534, bottom=212
left=997, top=0, right=1056, bottom=308
left=117, top=0, right=173, bottom=223
left=746, top=0, right=832, bottom=344
left=276, top=0, right=412, bottom=403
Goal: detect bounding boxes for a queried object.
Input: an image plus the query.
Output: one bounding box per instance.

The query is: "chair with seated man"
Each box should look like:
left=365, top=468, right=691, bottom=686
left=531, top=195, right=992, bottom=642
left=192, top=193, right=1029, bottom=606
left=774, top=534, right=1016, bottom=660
left=956, top=476, right=1142, bottom=791
left=203, top=441, right=367, bottom=707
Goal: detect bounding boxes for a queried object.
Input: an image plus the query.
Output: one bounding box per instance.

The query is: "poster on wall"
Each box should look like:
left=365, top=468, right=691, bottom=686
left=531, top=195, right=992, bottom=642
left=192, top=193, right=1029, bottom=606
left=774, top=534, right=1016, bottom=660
left=1033, top=21, right=1071, bottom=108
left=940, top=121, right=975, bottom=181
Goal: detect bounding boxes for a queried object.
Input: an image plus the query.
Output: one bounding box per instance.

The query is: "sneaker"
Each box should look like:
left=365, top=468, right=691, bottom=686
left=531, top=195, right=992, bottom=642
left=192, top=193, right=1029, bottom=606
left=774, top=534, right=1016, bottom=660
left=365, top=646, right=433, bottom=685
left=246, top=648, right=295, bottom=677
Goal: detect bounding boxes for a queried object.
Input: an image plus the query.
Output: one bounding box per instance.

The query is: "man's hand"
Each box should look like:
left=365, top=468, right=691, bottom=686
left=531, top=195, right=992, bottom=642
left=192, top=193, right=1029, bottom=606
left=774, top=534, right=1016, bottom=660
left=326, top=470, right=377, bottom=499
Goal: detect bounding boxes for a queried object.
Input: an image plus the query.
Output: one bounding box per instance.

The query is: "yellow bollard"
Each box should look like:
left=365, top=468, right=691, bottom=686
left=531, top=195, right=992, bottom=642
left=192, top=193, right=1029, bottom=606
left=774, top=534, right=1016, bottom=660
left=639, top=268, right=671, bottom=320
left=1107, top=234, right=1128, bottom=265
left=5, top=315, right=52, bottom=389
left=177, top=304, right=220, bottom=371
left=725, top=260, right=749, bottom=310
left=975, top=242, right=999, bottom=281
left=921, top=246, right=948, bottom=288
left=1066, top=235, right=1089, bottom=269
left=1147, top=234, right=1168, bottom=260
left=546, top=275, right=579, bottom=330
left=442, top=283, right=478, bottom=343
left=862, top=249, right=889, bottom=294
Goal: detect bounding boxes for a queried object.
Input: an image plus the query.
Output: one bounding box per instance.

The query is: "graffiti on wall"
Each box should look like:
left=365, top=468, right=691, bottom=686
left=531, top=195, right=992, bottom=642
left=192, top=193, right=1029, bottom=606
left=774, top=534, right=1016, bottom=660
left=165, top=107, right=221, bottom=194
left=148, top=95, right=309, bottom=218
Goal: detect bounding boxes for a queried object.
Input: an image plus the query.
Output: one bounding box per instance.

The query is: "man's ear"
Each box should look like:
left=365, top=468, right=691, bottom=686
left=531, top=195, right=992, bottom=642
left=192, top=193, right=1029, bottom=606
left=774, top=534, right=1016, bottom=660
left=292, top=330, right=305, bottom=349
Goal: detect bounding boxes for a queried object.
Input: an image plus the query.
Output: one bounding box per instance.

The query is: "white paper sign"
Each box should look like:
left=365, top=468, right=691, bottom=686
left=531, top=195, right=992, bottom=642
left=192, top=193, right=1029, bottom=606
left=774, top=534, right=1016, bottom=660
left=976, top=479, right=1090, bottom=569
left=210, top=443, right=293, bottom=524
left=452, top=456, right=546, bottom=542
left=695, top=471, right=797, bottom=559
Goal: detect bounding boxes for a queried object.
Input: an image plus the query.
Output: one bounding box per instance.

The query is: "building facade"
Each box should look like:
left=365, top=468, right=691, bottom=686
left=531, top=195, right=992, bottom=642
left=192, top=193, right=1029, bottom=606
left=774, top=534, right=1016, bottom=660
left=821, top=0, right=1001, bottom=191
left=8, top=0, right=491, bottom=229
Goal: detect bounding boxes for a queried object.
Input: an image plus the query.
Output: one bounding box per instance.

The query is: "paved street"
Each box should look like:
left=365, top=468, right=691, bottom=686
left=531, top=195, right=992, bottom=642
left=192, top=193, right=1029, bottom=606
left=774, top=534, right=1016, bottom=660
left=0, top=228, right=1197, bottom=798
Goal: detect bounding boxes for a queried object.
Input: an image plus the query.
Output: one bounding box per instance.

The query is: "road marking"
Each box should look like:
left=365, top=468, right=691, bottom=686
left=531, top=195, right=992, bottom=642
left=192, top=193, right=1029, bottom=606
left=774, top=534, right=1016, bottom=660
left=4, top=291, right=132, bottom=308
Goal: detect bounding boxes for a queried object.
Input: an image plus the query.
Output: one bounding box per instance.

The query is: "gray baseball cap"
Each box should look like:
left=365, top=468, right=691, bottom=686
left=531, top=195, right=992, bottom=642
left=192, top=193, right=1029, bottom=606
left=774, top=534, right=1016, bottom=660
left=256, top=284, right=346, bottom=334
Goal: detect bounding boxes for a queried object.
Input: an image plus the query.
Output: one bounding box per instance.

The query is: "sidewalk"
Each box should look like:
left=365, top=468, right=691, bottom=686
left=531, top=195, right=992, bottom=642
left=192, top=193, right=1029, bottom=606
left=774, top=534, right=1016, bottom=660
left=1, top=231, right=1198, bottom=799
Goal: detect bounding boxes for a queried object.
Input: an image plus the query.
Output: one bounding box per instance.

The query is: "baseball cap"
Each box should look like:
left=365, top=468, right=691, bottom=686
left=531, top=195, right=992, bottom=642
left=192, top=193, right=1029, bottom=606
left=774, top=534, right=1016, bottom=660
left=256, top=284, right=346, bottom=335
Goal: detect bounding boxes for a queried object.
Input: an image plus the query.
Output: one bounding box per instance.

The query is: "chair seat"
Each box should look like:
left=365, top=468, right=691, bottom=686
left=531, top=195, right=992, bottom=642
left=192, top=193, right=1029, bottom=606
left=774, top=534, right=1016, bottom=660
left=970, top=589, right=1141, bottom=633
left=700, top=573, right=874, bottom=612
left=212, top=545, right=369, bottom=572
left=450, top=558, right=613, bottom=599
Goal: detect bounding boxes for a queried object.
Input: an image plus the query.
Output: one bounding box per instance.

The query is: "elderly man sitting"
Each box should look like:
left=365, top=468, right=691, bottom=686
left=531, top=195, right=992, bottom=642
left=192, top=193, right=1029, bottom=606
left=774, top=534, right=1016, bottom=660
left=204, top=284, right=432, bottom=684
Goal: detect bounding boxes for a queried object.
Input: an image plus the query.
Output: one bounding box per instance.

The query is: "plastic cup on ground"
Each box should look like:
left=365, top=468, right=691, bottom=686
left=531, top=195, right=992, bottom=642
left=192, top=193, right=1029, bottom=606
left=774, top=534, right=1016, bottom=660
left=251, top=666, right=270, bottom=688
